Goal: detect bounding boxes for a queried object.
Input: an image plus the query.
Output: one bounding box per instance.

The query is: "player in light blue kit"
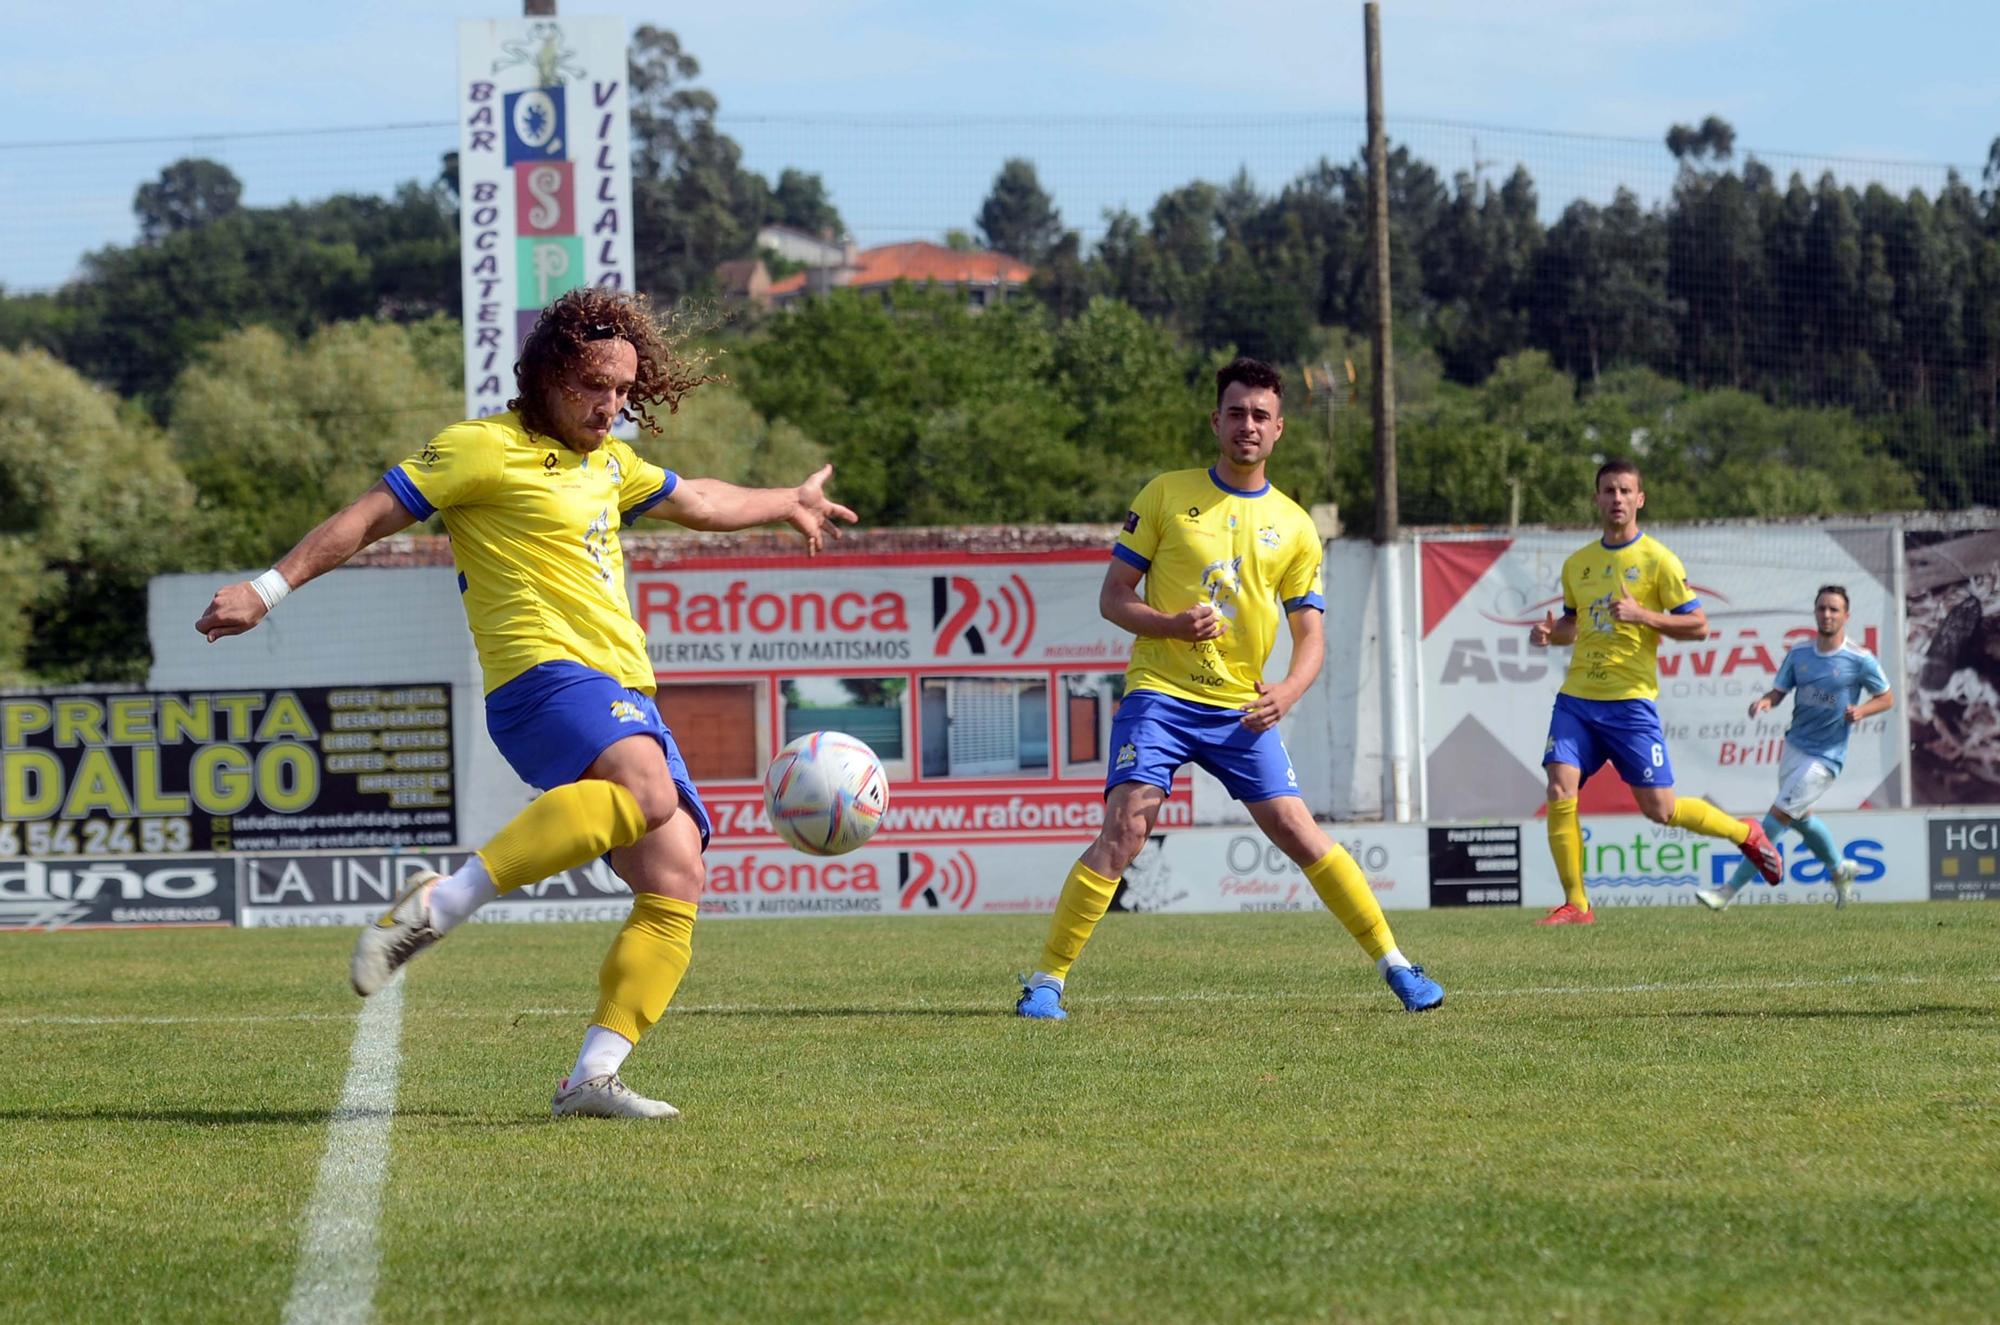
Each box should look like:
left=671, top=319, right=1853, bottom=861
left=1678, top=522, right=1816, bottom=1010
left=1695, top=585, right=1893, bottom=911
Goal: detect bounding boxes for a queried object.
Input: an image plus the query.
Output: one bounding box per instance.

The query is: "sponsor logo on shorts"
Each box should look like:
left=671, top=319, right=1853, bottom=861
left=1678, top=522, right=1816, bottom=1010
left=609, top=699, right=647, bottom=725
left=1115, top=742, right=1138, bottom=769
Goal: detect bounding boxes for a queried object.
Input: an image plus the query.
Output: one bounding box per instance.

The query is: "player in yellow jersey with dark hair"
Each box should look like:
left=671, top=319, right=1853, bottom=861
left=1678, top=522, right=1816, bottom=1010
left=195, top=287, right=855, bottom=1119
left=1526, top=459, right=1781, bottom=924
left=1015, top=357, right=1444, bottom=1019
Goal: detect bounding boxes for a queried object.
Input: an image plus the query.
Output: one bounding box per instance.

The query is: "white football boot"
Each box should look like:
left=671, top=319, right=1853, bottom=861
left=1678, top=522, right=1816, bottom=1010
left=349, top=871, right=444, bottom=996
left=1692, top=881, right=1742, bottom=912
left=551, top=1073, right=681, bottom=1120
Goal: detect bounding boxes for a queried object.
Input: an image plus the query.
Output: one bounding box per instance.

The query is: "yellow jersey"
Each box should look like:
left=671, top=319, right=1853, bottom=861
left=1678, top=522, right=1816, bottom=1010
left=1558, top=531, right=1698, bottom=702
left=1113, top=467, right=1325, bottom=708
left=384, top=412, right=674, bottom=695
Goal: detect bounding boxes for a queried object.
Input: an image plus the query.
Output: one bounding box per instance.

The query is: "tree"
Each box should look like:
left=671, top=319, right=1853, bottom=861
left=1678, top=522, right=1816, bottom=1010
left=0, top=349, right=199, bottom=681
left=134, top=158, right=243, bottom=244
left=976, top=159, right=1063, bottom=264
left=167, top=321, right=462, bottom=567
left=769, top=168, right=842, bottom=237
left=627, top=26, right=844, bottom=302
left=638, top=381, right=828, bottom=492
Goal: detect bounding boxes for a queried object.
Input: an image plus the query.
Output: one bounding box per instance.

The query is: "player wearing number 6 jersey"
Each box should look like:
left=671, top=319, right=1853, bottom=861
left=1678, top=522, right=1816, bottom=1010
left=1526, top=459, right=1782, bottom=925
left=1014, top=357, right=1444, bottom=1020
left=1695, top=585, right=1893, bottom=911
left=194, top=287, right=855, bottom=1119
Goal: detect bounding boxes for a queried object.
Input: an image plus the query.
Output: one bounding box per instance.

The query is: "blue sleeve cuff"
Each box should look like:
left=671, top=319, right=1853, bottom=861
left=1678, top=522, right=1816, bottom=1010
left=383, top=467, right=434, bottom=520
left=1283, top=593, right=1326, bottom=614
left=622, top=469, right=679, bottom=520
left=1669, top=597, right=1702, bottom=615
left=1111, top=544, right=1151, bottom=572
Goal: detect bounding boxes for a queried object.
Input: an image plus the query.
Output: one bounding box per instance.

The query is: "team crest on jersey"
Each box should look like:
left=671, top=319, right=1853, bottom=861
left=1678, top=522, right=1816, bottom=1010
left=606, top=455, right=623, bottom=484
left=609, top=699, right=646, bottom=725
left=1115, top=742, right=1138, bottom=769
left=1257, top=525, right=1282, bottom=550
left=1623, top=565, right=1640, bottom=582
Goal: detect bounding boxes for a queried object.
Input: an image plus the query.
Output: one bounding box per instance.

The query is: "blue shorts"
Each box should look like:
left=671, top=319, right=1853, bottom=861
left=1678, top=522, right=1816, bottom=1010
left=1107, top=689, right=1301, bottom=802
left=485, top=661, right=712, bottom=848
left=1543, top=692, right=1674, bottom=789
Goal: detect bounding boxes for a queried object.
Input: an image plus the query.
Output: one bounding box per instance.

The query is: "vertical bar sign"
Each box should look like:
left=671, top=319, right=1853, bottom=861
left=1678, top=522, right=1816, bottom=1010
left=457, top=17, right=634, bottom=420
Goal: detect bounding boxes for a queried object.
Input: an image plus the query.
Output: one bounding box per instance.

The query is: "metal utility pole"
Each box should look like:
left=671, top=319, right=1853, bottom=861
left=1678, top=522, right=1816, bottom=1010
left=1364, top=3, right=1412, bottom=822
left=1365, top=2, right=1396, bottom=543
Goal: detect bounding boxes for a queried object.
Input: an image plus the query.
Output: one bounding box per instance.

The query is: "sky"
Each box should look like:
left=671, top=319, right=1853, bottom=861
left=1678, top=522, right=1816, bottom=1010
left=4, top=0, right=1998, bottom=292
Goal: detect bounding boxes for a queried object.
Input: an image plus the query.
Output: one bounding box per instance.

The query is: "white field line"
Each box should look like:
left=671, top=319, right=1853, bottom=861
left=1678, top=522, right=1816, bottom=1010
left=282, top=974, right=404, bottom=1325
left=8, top=969, right=1997, bottom=1029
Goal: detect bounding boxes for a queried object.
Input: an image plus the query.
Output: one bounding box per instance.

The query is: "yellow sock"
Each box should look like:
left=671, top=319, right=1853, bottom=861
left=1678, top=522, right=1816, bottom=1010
left=476, top=779, right=649, bottom=895
left=1303, top=845, right=1396, bottom=960
left=591, top=894, right=698, bottom=1043
left=1668, top=796, right=1748, bottom=843
left=1036, top=861, right=1121, bottom=981
left=1547, top=798, right=1588, bottom=911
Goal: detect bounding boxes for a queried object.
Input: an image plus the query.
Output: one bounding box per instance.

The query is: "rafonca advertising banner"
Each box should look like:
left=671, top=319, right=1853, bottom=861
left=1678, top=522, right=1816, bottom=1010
left=626, top=551, right=1199, bottom=849
left=2, top=685, right=457, bottom=857
left=1418, top=528, right=1903, bottom=820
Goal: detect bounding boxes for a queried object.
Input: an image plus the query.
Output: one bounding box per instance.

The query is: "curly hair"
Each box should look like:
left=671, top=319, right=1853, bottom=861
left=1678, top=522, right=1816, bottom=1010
left=509, top=287, right=721, bottom=436
left=1215, top=356, right=1284, bottom=408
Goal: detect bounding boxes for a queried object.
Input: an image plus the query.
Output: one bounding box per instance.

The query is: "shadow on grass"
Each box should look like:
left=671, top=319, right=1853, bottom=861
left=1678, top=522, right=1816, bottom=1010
left=665, top=1005, right=1017, bottom=1020
left=0, top=1105, right=482, bottom=1126
left=1617, top=1004, right=1994, bottom=1022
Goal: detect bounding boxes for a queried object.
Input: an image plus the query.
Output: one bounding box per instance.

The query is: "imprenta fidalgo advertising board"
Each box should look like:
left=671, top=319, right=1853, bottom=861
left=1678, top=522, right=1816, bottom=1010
left=1, top=685, right=458, bottom=860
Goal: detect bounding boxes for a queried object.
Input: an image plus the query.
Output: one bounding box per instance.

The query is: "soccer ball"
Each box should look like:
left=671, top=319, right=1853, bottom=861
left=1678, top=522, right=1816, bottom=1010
left=763, top=731, right=889, bottom=856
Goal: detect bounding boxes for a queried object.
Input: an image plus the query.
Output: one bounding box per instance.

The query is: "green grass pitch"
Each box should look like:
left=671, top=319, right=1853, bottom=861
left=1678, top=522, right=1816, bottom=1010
left=3, top=903, right=1997, bottom=1323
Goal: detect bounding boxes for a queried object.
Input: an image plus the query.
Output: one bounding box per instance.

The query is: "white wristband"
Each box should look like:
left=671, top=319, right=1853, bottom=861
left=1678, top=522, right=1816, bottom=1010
left=250, top=568, right=292, bottom=611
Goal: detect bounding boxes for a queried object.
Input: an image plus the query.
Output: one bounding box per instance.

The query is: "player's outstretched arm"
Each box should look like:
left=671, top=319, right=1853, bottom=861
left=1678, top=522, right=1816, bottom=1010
left=195, top=481, right=417, bottom=641
left=650, top=463, right=857, bottom=554
left=1097, top=560, right=1224, bottom=641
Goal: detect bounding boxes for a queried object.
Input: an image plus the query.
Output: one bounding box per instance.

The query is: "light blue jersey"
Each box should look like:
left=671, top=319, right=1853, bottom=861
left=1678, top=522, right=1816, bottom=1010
left=1773, top=639, right=1890, bottom=774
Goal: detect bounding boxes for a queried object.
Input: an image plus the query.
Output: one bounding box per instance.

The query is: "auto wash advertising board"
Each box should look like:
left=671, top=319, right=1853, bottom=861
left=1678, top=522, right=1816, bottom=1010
left=1417, top=527, right=1904, bottom=822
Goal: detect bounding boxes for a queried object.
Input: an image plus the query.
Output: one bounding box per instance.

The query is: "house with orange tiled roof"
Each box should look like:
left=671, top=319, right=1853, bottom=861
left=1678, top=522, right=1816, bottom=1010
left=767, top=240, right=1034, bottom=311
